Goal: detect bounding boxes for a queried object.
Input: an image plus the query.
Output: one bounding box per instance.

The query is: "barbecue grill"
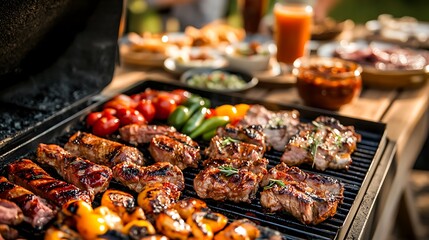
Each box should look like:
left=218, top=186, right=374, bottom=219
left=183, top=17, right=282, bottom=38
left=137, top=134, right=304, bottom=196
left=0, top=1, right=396, bottom=239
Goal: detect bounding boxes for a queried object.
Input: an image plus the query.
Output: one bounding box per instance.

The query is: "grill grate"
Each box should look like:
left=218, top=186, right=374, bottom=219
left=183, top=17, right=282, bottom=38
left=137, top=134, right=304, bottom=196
left=0, top=81, right=386, bottom=240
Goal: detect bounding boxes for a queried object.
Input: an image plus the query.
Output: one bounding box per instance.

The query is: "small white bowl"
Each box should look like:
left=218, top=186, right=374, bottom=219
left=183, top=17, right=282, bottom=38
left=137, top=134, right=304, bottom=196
left=224, top=42, right=276, bottom=72
left=170, top=47, right=228, bottom=73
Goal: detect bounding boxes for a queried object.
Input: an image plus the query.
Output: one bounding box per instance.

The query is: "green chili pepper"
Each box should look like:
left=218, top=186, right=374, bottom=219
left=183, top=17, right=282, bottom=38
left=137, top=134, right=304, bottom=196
left=183, top=96, right=211, bottom=114
left=181, top=107, right=208, bottom=135
left=188, top=116, right=230, bottom=139
left=201, top=128, right=217, bottom=141
left=167, top=106, right=191, bottom=129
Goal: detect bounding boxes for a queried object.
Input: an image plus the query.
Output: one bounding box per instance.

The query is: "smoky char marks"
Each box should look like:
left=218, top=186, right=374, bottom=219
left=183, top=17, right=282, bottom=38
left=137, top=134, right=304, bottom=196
left=205, top=135, right=264, bottom=163
left=36, top=143, right=113, bottom=199
left=112, top=161, right=185, bottom=193
left=281, top=116, right=362, bottom=171
left=119, top=124, right=177, bottom=145
left=0, top=176, right=56, bottom=230
left=216, top=124, right=267, bottom=153
left=193, top=165, right=259, bottom=203
left=7, top=159, right=91, bottom=207
left=64, top=131, right=147, bottom=167
left=202, top=157, right=268, bottom=180
left=148, top=135, right=200, bottom=170
left=260, top=163, right=344, bottom=225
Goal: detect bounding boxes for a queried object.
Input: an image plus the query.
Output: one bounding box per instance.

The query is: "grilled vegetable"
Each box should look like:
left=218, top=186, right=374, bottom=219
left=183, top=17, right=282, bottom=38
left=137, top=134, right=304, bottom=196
left=100, top=189, right=135, bottom=217
left=187, top=211, right=213, bottom=240
left=200, top=212, right=228, bottom=233
left=76, top=212, right=109, bottom=239
left=93, top=206, right=123, bottom=231
left=168, top=106, right=191, bottom=129
left=155, top=209, right=191, bottom=240
left=121, top=207, right=146, bottom=225
left=188, top=116, right=230, bottom=139
left=122, top=220, right=156, bottom=239
left=181, top=107, right=208, bottom=135
left=183, top=96, right=210, bottom=113
left=173, top=197, right=209, bottom=220
left=62, top=199, right=93, bottom=217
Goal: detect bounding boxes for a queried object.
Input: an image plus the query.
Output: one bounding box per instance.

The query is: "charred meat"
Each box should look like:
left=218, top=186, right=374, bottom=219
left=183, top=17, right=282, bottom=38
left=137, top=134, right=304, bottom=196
left=216, top=124, right=267, bottom=153
left=7, top=159, right=91, bottom=206
left=148, top=135, right=201, bottom=170
left=64, top=131, right=147, bottom=167
left=260, top=163, right=344, bottom=225
left=238, top=104, right=301, bottom=151
left=194, top=165, right=259, bottom=203
left=0, top=199, right=23, bottom=226
left=120, top=124, right=199, bottom=148
left=112, top=161, right=185, bottom=192
left=202, top=157, right=268, bottom=181
left=0, top=176, right=56, bottom=229
left=205, top=136, right=264, bottom=163
left=36, top=143, right=113, bottom=199
left=281, top=116, right=362, bottom=170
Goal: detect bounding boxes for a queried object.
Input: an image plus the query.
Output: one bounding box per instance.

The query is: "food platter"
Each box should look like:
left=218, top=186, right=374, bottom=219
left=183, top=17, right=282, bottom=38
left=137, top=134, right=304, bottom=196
left=0, top=79, right=388, bottom=239
left=317, top=40, right=429, bottom=88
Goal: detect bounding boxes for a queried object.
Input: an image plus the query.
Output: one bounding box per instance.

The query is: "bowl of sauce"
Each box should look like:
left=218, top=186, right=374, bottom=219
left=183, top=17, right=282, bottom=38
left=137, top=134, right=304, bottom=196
left=293, top=56, right=362, bottom=110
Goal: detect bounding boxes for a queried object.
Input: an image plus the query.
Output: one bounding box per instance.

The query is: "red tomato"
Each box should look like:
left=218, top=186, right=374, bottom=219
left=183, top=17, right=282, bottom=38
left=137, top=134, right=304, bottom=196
left=104, top=94, right=137, bottom=110
left=86, top=112, right=102, bottom=127
left=139, top=89, right=159, bottom=101
left=170, top=89, right=191, bottom=105
left=102, top=108, right=117, bottom=117
left=136, top=99, right=156, bottom=123
left=129, top=93, right=141, bottom=102
left=92, top=115, right=120, bottom=136
left=205, top=108, right=217, bottom=119
left=116, top=108, right=146, bottom=126
left=152, top=94, right=177, bottom=120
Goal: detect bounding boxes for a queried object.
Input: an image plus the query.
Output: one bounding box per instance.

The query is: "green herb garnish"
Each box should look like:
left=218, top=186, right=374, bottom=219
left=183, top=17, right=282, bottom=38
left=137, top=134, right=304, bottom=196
left=263, top=179, right=286, bottom=190
left=218, top=165, right=239, bottom=177
left=221, top=137, right=240, bottom=146
left=307, top=132, right=321, bottom=168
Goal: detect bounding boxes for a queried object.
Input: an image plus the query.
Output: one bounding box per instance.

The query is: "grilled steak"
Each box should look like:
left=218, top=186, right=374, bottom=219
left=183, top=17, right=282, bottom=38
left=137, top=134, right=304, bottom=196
left=238, top=105, right=301, bottom=151
left=194, top=165, right=259, bottom=203
left=204, top=136, right=264, bottom=162
left=112, top=161, right=185, bottom=192
left=148, top=135, right=201, bottom=170
left=36, top=143, right=113, bottom=200
left=202, top=157, right=268, bottom=181
left=0, top=199, right=23, bottom=226
left=281, top=116, right=362, bottom=170
left=65, top=131, right=147, bottom=167
left=0, top=176, right=56, bottom=229
left=120, top=124, right=199, bottom=148
left=216, top=124, right=267, bottom=153
left=260, top=163, right=344, bottom=225
left=7, top=159, right=91, bottom=207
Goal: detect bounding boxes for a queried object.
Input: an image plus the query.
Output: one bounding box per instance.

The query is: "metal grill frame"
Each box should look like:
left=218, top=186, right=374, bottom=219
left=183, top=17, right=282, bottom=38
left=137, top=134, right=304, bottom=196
left=0, top=80, right=390, bottom=239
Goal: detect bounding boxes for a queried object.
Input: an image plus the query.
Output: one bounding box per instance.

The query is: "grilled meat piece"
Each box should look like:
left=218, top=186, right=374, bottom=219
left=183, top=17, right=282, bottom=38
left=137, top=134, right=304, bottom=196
left=36, top=143, right=113, bottom=199
left=0, top=224, right=18, bottom=240
left=202, top=157, right=268, bottom=181
left=281, top=116, right=362, bottom=170
left=65, top=131, right=147, bottom=167
left=0, top=176, right=56, bottom=229
left=148, top=135, right=201, bottom=170
left=205, top=136, right=264, bottom=163
left=260, top=163, right=344, bottom=225
left=7, top=159, right=91, bottom=207
left=194, top=165, right=259, bottom=203
left=112, top=161, right=185, bottom=192
left=0, top=199, right=23, bottom=226
left=138, top=182, right=181, bottom=214
left=216, top=124, right=267, bottom=153
left=120, top=124, right=199, bottom=148
left=238, top=104, right=301, bottom=151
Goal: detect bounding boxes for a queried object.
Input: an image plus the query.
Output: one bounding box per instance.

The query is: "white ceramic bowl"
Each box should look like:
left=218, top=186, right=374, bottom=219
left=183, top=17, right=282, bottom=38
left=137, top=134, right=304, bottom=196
left=224, top=42, right=276, bottom=72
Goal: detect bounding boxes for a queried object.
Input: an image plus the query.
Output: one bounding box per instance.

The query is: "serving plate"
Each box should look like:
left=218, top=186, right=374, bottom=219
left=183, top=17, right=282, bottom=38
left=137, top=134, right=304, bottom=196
left=318, top=40, right=429, bottom=89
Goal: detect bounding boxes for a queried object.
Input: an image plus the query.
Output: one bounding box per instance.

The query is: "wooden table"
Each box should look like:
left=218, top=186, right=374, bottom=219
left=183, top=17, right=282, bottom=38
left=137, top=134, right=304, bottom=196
left=104, top=56, right=429, bottom=239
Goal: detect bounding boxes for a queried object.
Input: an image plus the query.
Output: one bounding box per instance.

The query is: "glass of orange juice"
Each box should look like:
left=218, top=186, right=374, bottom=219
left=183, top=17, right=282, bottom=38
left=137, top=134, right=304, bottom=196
left=274, top=0, right=313, bottom=65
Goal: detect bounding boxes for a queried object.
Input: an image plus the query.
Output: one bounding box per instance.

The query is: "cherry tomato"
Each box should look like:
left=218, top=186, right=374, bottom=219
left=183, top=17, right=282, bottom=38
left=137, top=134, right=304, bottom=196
left=92, top=115, right=120, bottom=136
left=139, top=89, right=159, bottom=101
left=86, top=112, right=102, bottom=127
left=130, top=93, right=142, bottom=102
left=104, top=94, right=137, bottom=110
left=170, top=89, right=191, bottom=105
left=136, top=99, right=156, bottom=123
left=102, top=108, right=117, bottom=117
left=153, top=94, right=177, bottom=120
left=205, top=108, right=217, bottom=119
left=117, top=108, right=146, bottom=126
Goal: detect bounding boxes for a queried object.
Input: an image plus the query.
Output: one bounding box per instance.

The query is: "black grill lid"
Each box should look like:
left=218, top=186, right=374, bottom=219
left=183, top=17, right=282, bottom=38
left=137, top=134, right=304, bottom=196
left=0, top=0, right=123, bottom=150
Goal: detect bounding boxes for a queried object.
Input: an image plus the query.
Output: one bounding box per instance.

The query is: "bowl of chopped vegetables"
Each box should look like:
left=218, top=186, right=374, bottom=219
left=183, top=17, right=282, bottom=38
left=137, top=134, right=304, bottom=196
left=180, top=68, right=258, bottom=93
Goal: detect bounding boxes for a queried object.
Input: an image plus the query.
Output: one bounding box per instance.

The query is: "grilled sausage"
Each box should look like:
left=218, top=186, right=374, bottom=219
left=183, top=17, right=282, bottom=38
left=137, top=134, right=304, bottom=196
left=36, top=143, right=113, bottom=200
left=7, top=159, right=91, bottom=207
left=64, top=131, right=147, bottom=167
left=0, top=176, right=56, bottom=229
